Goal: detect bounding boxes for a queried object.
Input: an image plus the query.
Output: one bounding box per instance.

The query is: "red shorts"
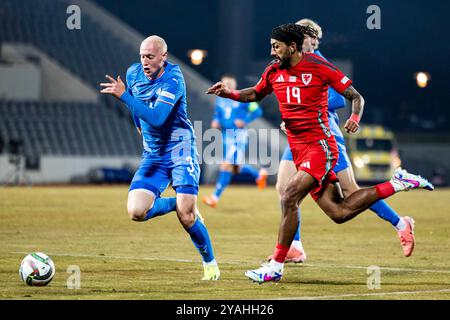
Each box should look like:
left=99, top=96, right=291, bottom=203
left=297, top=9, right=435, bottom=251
left=289, top=137, right=339, bottom=201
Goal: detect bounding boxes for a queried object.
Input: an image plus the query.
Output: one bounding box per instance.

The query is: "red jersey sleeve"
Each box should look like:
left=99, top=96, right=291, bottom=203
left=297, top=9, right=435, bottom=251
left=254, top=64, right=275, bottom=96
left=318, top=59, right=352, bottom=94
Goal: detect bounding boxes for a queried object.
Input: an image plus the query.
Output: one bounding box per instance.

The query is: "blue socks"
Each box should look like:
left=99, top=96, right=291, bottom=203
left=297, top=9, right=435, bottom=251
left=213, top=166, right=260, bottom=199
left=294, top=207, right=301, bottom=241
left=144, top=197, right=177, bottom=221
left=144, top=197, right=216, bottom=263
left=213, top=170, right=232, bottom=199
left=370, top=200, right=401, bottom=226
left=240, top=164, right=260, bottom=180
left=187, top=218, right=215, bottom=263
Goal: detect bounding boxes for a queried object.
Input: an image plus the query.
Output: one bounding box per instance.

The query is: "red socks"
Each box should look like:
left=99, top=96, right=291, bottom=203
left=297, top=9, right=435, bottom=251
left=375, top=181, right=395, bottom=199
left=273, top=243, right=289, bottom=263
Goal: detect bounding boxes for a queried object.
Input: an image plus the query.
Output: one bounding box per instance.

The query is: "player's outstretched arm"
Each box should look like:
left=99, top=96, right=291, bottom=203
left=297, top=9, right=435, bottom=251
left=342, top=85, right=365, bottom=134
left=100, top=74, right=173, bottom=127
left=206, top=82, right=264, bottom=102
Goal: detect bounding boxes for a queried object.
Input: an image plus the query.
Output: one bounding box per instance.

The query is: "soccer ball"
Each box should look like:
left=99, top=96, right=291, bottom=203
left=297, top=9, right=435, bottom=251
left=19, top=252, right=55, bottom=286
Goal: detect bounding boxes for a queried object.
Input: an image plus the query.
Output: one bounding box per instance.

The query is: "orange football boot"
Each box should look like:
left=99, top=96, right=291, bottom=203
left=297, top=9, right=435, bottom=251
left=202, top=195, right=218, bottom=208
left=256, top=169, right=268, bottom=191
left=267, top=245, right=307, bottom=263
left=397, top=216, right=415, bottom=257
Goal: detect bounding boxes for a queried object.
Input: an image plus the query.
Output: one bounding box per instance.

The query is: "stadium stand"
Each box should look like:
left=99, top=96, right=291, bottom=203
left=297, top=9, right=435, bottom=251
left=0, top=0, right=283, bottom=184
left=0, top=0, right=143, bottom=159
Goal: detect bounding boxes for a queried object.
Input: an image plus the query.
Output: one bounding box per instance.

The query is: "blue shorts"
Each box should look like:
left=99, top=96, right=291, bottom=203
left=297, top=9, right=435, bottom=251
left=281, top=136, right=351, bottom=174
left=129, top=145, right=200, bottom=196
left=222, top=130, right=247, bottom=165
left=333, top=136, right=351, bottom=173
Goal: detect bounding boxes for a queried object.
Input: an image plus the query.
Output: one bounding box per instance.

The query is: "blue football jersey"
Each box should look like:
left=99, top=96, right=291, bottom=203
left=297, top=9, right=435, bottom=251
left=125, top=61, right=196, bottom=155
left=315, top=50, right=346, bottom=140
left=213, top=97, right=262, bottom=130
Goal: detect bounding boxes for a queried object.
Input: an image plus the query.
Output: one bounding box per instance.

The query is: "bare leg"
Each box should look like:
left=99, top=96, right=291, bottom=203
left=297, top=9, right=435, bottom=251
left=278, top=170, right=317, bottom=247
left=336, top=167, right=360, bottom=197
left=176, top=193, right=197, bottom=229
left=127, top=189, right=155, bottom=221
left=316, top=182, right=380, bottom=224
left=275, top=160, right=297, bottom=200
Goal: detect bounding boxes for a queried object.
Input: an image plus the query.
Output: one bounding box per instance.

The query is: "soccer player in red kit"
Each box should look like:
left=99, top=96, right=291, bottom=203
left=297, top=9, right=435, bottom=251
left=207, top=23, right=434, bottom=283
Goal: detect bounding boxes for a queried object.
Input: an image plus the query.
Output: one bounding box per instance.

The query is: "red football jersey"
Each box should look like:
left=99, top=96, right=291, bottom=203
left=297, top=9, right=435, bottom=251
left=254, top=52, right=352, bottom=144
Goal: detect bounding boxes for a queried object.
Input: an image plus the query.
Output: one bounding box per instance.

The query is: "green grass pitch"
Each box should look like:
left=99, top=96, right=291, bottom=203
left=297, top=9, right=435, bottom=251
left=1, top=185, right=449, bottom=300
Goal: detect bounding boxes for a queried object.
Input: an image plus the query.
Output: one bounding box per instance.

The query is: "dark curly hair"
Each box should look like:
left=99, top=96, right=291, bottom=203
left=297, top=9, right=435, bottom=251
left=271, top=23, right=318, bottom=51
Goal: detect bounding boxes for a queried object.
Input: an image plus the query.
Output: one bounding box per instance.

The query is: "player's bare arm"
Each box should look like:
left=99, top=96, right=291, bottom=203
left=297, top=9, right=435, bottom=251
left=342, top=85, right=365, bottom=134
left=206, top=82, right=264, bottom=102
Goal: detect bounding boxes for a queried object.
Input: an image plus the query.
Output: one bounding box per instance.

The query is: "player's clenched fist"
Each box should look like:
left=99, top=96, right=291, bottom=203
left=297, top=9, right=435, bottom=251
left=344, top=113, right=360, bottom=134
left=100, top=75, right=126, bottom=99
left=206, top=81, right=231, bottom=97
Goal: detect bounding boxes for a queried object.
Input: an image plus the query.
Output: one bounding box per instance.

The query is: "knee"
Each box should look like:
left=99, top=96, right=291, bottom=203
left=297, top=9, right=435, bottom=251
left=275, top=181, right=285, bottom=197
left=280, top=193, right=297, bottom=212
left=326, top=208, right=347, bottom=224
left=127, top=205, right=148, bottom=222
left=177, top=205, right=196, bottom=228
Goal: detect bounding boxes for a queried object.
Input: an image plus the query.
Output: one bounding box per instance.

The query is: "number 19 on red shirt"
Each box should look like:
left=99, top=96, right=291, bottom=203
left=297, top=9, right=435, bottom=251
left=286, top=87, right=301, bottom=104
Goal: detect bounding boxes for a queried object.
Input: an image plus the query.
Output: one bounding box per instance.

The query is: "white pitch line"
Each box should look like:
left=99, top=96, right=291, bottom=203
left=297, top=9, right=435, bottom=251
left=12, top=251, right=195, bottom=263
left=301, top=263, right=450, bottom=274
left=277, top=288, right=450, bottom=300
left=11, top=251, right=450, bottom=274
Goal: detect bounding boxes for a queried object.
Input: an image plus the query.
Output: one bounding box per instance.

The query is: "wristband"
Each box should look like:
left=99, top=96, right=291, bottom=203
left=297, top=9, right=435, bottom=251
left=227, top=90, right=240, bottom=101
left=349, top=113, right=360, bottom=124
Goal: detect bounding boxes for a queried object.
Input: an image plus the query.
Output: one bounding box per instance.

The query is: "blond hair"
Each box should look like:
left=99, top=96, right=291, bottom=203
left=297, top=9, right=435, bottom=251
left=296, top=19, right=322, bottom=39
left=141, top=35, right=168, bottom=54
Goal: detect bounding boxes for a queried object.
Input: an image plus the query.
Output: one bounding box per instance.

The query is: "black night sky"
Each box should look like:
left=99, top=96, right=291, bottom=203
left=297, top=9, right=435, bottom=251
left=93, top=0, right=450, bottom=132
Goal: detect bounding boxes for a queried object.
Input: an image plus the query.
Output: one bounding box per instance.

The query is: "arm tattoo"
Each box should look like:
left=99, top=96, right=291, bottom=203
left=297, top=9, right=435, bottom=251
left=342, top=85, right=365, bottom=116
left=237, top=87, right=265, bottom=102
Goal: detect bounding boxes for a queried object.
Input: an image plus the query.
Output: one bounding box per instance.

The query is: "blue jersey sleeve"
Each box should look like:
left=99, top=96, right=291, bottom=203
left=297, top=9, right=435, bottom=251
left=120, top=75, right=182, bottom=128
left=120, top=92, right=172, bottom=128
left=328, top=87, right=346, bottom=112
left=156, top=75, right=184, bottom=107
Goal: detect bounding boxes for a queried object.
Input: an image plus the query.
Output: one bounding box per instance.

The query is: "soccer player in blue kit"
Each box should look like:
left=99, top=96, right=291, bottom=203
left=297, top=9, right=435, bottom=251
left=202, top=74, right=267, bottom=208
left=270, top=19, right=417, bottom=263
left=100, top=35, right=220, bottom=280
